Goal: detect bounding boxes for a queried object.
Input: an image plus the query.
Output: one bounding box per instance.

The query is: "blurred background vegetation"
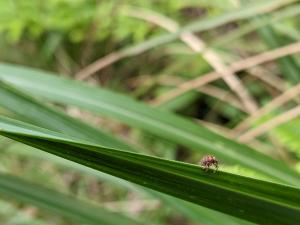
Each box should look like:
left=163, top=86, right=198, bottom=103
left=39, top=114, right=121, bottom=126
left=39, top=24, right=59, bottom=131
left=1, top=0, right=300, bottom=224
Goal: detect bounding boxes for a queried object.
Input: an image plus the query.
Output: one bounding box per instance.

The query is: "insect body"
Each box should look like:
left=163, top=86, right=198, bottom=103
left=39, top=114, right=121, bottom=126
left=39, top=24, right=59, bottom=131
left=200, top=155, right=219, bottom=172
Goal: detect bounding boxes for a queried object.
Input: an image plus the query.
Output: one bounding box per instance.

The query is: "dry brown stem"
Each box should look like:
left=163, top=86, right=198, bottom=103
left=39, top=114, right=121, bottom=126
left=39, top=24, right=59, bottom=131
left=153, top=41, right=300, bottom=105
left=76, top=52, right=124, bottom=80
left=126, top=9, right=258, bottom=113
left=238, top=105, right=300, bottom=142
left=234, top=83, right=300, bottom=132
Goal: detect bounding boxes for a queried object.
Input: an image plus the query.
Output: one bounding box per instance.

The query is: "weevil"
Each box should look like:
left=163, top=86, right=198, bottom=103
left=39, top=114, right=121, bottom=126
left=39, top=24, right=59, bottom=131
left=200, top=155, right=219, bottom=172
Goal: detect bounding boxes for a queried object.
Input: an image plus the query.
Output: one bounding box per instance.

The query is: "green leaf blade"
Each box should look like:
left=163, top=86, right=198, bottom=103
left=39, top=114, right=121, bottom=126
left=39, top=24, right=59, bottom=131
left=0, top=173, right=143, bottom=225
left=0, top=64, right=299, bottom=186
left=0, top=117, right=300, bottom=225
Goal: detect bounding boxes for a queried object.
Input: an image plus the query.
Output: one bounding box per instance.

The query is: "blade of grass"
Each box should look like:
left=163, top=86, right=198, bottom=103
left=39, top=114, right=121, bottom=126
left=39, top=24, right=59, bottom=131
left=257, top=22, right=300, bottom=84
left=1, top=64, right=299, bottom=185
left=0, top=80, right=135, bottom=152
left=212, top=4, right=300, bottom=47
left=0, top=173, right=143, bottom=225
left=274, top=22, right=300, bottom=41
left=0, top=117, right=300, bottom=225
left=7, top=143, right=253, bottom=225
left=0, top=81, right=248, bottom=225
left=150, top=191, right=255, bottom=225
left=157, top=91, right=200, bottom=111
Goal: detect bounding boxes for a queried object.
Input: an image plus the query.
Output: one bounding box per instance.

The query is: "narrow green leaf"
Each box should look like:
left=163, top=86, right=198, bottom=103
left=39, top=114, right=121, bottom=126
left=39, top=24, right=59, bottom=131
left=0, top=117, right=300, bottom=225
left=257, top=22, right=300, bottom=84
left=8, top=143, right=254, bottom=225
left=0, top=80, right=251, bottom=225
left=213, top=4, right=300, bottom=47
left=150, top=191, right=254, bottom=225
left=0, top=80, right=135, bottom=151
left=0, top=173, right=143, bottom=225
left=274, top=23, right=300, bottom=41
left=157, top=91, right=199, bottom=111
left=0, top=64, right=299, bottom=185
left=273, top=119, right=300, bottom=157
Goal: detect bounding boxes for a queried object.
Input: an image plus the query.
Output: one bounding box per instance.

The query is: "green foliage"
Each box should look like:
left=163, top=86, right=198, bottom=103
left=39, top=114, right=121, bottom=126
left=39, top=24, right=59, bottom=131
left=0, top=173, right=143, bottom=225
left=273, top=119, right=300, bottom=157
left=1, top=64, right=299, bottom=185
left=257, top=23, right=300, bottom=84
left=0, top=0, right=187, bottom=44
left=1, top=116, right=300, bottom=225
left=0, top=79, right=251, bottom=225
left=1, top=1, right=300, bottom=224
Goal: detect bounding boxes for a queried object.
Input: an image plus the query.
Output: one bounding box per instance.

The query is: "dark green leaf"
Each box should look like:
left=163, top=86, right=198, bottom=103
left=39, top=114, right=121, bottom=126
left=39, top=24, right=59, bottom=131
left=0, top=64, right=299, bottom=186
left=0, top=80, right=246, bottom=225
left=257, top=22, right=300, bottom=84
left=0, top=117, right=300, bottom=225
left=0, top=173, right=143, bottom=225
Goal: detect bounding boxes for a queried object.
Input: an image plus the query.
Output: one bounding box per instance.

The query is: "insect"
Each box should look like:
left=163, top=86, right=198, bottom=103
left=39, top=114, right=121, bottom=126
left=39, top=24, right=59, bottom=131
left=200, top=155, right=219, bottom=172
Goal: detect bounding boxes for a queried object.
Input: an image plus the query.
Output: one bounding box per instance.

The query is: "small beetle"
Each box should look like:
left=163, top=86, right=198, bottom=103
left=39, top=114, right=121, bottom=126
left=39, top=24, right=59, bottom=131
left=200, top=155, right=219, bottom=172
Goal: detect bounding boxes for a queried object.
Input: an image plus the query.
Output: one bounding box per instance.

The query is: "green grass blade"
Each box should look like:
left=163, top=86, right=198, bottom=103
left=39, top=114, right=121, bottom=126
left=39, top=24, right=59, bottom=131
left=213, top=4, right=300, bottom=47
left=150, top=191, right=255, bottom=225
left=0, top=117, right=300, bottom=225
left=0, top=173, right=143, bottom=225
left=8, top=143, right=253, bottom=225
left=0, top=64, right=299, bottom=185
left=274, top=23, right=300, bottom=40
left=257, top=22, right=300, bottom=84
left=0, top=80, right=135, bottom=151
left=0, top=81, right=249, bottom=225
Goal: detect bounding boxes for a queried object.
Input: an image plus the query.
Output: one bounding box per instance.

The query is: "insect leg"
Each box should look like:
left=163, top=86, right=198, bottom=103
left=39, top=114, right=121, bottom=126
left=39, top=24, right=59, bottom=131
left=214, top=163, right=219, bottom=173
